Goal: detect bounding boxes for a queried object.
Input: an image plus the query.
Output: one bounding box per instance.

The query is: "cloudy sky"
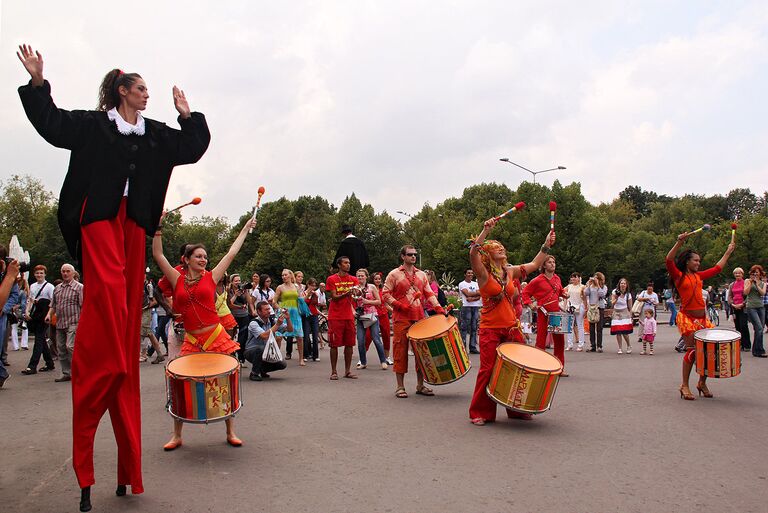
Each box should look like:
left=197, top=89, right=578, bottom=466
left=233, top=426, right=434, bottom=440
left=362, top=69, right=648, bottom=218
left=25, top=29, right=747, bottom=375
left=2, top=1, right=766, bottom=223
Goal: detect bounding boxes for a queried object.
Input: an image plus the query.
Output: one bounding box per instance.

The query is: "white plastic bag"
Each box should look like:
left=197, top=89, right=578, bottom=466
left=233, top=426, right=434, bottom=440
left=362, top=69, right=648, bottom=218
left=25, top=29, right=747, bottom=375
left=262, top=331, right=284, bottom=363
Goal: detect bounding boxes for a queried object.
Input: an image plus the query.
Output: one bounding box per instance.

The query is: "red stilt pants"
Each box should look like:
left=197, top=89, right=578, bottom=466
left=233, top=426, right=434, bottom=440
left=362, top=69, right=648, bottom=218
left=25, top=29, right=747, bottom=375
left=469, top=327, right=524, bottom=421
left=71, top=199, right=144, bottom=493
left=535, top=314, right=565, bottom=368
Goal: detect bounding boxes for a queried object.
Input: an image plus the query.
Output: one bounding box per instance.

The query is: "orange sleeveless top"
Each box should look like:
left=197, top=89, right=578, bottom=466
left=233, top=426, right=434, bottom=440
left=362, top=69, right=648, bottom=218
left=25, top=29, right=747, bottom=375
left=479, top=277, right=519, bottom=329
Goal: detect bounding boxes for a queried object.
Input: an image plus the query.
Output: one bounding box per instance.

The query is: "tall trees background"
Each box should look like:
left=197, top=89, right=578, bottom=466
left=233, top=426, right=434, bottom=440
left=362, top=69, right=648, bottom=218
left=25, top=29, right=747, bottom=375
left=2, top=174, right=765, bottom=291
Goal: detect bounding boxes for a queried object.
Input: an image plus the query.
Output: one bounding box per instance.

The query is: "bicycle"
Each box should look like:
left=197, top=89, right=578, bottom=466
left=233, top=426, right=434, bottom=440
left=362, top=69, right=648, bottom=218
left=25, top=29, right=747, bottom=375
left=317, top=312, right=329, bottom=346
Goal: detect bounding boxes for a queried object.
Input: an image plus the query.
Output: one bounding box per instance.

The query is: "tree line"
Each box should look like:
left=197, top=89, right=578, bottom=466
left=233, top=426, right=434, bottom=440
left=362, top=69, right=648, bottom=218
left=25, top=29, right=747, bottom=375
left=1, top=174, right=766, bottom=291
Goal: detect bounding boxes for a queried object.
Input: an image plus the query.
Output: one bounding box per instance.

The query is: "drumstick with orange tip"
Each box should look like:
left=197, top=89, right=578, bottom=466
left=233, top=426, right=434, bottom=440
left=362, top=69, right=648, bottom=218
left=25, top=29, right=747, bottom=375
left=549, top=201, right=557, bottom=232
left=492, top=201, right=526, bottom=222
left=167, top=196, right=201, bottom=214
left=249, top=186, right=266, bottom=234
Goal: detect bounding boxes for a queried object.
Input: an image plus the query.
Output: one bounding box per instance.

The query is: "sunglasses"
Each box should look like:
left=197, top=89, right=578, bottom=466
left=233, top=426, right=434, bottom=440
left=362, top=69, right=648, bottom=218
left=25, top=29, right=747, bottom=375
left=406, top=252, right=418, bottom=257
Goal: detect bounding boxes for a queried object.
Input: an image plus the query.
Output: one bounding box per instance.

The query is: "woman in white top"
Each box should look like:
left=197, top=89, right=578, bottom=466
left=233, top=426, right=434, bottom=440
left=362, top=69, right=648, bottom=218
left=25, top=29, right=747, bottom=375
left=610, top=278, right=634, bottom=353
left=564, top=273, right=587, bottom=351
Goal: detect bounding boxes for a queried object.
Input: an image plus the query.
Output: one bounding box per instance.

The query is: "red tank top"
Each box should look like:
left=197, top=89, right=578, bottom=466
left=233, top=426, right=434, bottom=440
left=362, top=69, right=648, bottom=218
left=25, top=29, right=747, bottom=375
left=173, top=271, right=220, bottom=330
left=479, top=277, right=519, bottom=329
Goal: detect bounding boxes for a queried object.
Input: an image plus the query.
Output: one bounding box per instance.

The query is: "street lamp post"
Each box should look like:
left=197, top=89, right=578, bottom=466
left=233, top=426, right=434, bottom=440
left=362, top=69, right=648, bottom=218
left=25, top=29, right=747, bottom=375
left=499, top=158, right=566, bottom=184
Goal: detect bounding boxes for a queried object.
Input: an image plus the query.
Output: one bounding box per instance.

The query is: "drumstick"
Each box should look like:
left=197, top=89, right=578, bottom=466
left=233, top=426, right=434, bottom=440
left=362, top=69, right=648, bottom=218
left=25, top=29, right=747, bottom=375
left=167, top=197, right=201, bottom=214
left=731, top=222, right=738, bottom=244
left=492, top=201, right=526, bottom=222
left=549, top=201, right=557, bottom=232
left=688, top=224, right=711, bottom=235
left=249, top=186, right=266, bottom=234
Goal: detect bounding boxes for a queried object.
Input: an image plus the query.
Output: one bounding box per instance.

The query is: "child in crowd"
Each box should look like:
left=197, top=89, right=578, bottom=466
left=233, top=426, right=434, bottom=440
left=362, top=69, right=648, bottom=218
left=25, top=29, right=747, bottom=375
left=640, top=309, right=657, bottom=355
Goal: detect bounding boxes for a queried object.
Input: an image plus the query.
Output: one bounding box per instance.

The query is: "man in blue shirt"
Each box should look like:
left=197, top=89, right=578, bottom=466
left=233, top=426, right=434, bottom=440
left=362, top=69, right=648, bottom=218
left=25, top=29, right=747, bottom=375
left=244, top=301, right=291, bottom=381
left=0, top=252, right=22, bottom=387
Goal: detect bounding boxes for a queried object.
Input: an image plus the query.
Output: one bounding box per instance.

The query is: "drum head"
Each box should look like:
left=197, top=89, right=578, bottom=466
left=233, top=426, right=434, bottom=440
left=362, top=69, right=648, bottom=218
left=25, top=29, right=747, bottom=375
left=498, top=343, right=563, bottom=373
left=167, top=353, right=239, bottom=377
left=407, top=315, right=457, bottom=340
left=694, top=328, right=740, bottom=343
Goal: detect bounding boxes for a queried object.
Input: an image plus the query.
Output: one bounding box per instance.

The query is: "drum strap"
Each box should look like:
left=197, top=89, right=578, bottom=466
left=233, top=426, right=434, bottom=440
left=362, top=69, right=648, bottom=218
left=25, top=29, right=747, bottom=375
left=184, top=324, right=224, bottom=351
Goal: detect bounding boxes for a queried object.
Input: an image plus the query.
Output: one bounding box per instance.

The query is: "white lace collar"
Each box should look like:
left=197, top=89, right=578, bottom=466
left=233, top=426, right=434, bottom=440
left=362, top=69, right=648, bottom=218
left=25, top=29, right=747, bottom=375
left=107, top=107, right=146, bottom=136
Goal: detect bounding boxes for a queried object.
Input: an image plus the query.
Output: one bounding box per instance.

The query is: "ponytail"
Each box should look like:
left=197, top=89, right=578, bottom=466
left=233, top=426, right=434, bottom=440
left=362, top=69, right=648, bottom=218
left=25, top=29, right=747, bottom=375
left=97, top=69, right=142, bottom=111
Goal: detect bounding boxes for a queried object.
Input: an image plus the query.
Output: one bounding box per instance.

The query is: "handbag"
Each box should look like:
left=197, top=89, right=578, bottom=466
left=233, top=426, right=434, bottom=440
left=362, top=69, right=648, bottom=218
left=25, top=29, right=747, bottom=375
left=587, top=304, right=600, bottom=323
left=28, top=281, right=50, bottom=322
left=298, top=296, right=312, bottom=317
left=631, top=295, right=643, bottom=315
left=358, top=312, right=378, bottom=329
left=262, top=330, right=284, bottom=363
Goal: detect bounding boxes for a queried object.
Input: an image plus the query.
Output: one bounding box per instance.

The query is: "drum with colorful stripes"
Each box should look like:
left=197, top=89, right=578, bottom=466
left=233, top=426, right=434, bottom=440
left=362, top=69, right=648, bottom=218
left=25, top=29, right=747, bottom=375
left=408, top=315, right=470, bottom=385
left=486, top=343, right=562, bottom=414
left=694, top=328, right=741, bottom=378
left=165, top=353, right=242, bottom=423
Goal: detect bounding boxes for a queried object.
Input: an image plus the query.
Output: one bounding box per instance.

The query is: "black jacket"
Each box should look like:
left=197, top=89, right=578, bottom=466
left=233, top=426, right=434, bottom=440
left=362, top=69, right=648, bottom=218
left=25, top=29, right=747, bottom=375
left=19, top=80, right=210, bottom=262
left=333, top=235, right=370, bottom=274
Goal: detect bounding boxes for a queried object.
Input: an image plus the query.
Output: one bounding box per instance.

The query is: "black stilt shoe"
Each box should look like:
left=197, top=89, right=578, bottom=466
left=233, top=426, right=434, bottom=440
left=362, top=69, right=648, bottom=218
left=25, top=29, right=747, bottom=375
left=116, top=484, right=127, bottom=496
left=79, top=486, right=92, bottom=512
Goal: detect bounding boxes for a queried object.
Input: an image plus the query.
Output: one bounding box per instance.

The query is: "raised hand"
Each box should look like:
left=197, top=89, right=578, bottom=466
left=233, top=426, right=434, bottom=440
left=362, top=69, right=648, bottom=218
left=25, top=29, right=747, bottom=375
left=16, top=44, right=44, bottom=86
left=172, top=86, right=191, bottom=119
left=483, top=217, right=498, bottom=230
left=676, top=232, right=690, bottom=242
left=544, top=230, right=556, bottom=247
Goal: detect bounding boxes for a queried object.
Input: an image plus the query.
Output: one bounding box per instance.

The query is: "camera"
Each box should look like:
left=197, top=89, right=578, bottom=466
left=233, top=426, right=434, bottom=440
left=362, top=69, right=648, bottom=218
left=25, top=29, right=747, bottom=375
left=3, top=257, right=30, bottom=274
left=238, top=282, right=254, bottom=291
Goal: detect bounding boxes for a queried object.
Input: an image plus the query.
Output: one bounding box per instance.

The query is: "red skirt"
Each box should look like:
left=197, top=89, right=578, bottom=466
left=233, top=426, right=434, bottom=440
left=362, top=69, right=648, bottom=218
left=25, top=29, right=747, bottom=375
left=219, top=313, right=238, bottom=331
left=181, top=324, right=240, bottom=356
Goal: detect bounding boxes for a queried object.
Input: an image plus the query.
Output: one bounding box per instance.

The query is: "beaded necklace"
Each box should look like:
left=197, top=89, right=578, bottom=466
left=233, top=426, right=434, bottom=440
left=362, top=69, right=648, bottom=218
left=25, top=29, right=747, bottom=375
left=182, top=270, right=218, bottom=327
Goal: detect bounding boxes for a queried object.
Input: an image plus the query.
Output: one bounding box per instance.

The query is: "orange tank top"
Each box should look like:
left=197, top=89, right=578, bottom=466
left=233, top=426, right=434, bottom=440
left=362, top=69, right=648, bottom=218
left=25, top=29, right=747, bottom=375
left=479, top=277, right=519, bottom=329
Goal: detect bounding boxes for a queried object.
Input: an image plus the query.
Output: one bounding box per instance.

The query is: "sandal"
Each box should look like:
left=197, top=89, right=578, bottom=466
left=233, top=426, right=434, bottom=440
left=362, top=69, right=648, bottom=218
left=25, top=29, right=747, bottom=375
left=329, top=373, right=339, bottom=380
left=343, top=373, right=358, bottom=379
left=39, top=365, right=55, bottom=372
left=470, top=417, right=486, bottom=426
left=395, top=387, right=408, bottom=398
left=415, top=386, right=435, bottom=396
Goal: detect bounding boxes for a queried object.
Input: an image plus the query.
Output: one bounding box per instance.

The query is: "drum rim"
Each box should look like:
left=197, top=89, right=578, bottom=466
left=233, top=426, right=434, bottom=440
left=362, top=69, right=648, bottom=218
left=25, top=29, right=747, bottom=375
left=167, top=401, right=242, bottom=424
left=496, top=344, right=563, bottom=374
left=485, top=385, right=552, bottom=415
left=166, top=352, right=240, bottom=379
left=693, top=327, right=740, bottom=340
left=407, top=315, right=458, bottom=341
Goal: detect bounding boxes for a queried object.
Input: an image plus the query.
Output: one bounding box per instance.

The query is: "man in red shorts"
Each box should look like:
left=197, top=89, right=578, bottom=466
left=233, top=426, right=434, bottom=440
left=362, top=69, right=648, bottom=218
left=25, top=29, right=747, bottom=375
left=383, top=245, right=446, bottom=398
left=325, top=256, right=359, bottom=380
left=521, top=255, right=569, bottom=376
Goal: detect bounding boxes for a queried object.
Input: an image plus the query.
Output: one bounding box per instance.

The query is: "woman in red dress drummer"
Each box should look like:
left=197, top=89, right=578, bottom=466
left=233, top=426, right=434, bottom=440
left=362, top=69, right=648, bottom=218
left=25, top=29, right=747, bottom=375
left=666, top=232, right=734, bottom=400
left=153, top=216, right=256, bottom=448
left=467, top=217, right=555, bottom=425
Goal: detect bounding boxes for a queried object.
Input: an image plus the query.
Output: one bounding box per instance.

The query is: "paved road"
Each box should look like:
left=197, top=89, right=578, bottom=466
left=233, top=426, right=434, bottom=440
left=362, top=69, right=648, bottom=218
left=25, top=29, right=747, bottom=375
left=2, top=320, right=767, bottom=513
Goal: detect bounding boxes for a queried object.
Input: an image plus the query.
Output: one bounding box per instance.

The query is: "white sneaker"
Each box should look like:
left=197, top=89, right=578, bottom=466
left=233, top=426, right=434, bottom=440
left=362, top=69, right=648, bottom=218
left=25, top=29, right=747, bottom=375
left=565, top=347, right=572, bottom=351
left=576, top=347, right=583, bottom=352
left=626, top=346, right=632, bottom=354
left=408, top=350, right=414, bottom=356
left=386, top=357, right=394, bottom=365
left=617, top=349, right=623, bottom=354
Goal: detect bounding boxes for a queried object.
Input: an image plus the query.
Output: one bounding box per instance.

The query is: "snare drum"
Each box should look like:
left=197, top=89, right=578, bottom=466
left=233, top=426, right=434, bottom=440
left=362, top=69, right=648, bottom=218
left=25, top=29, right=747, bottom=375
left=166, top=353, right=242, bottom=423
left=486, top=343, right=562, bottom=414
left=407, top=315, right=471, bottom=385
left=547, top=312, right=574, bottom=334
left=694, top=328, right=741, bottom=378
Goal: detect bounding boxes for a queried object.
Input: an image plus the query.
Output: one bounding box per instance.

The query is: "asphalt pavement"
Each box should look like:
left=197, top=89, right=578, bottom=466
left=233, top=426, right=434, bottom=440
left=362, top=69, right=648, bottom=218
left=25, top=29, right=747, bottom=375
left=2, top=312, right=767, bottom=513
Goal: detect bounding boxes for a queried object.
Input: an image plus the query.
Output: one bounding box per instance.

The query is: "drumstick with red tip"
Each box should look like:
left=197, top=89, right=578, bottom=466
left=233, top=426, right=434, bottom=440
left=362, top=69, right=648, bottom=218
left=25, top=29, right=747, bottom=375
left=688, top=224, right=711, bottom=235
left=166, top=197, right=202, bottom=214
left=492, top=201, right=526, bottom=222
left=549, top=201, right=557, bottom=232
left=731, top=222, right=738, bottom=243
left=249, top=186, right=266, bottom=233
